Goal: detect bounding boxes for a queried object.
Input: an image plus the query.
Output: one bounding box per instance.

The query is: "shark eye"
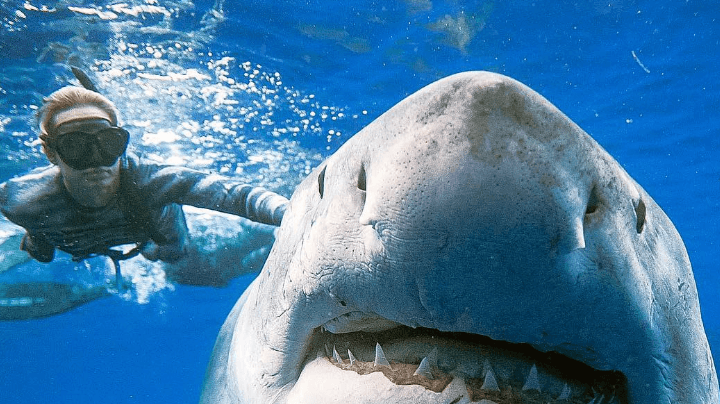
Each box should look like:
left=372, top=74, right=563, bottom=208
left=318, top=166, right=327, bottom=198
left=635, top=198, right=646, bottom=233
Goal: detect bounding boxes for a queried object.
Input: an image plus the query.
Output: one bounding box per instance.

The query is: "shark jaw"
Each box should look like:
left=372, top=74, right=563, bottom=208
left=287, top=313, right=628, bottom=404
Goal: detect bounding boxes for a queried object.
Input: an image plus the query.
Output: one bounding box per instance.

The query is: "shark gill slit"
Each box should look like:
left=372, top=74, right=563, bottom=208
left=318, top=166, right=327, bottom=199
left=357, top=163, right=368, bottom=212
left=634, top=198, right=646, bottom=234
left=357, top=163, right=367, bottom=192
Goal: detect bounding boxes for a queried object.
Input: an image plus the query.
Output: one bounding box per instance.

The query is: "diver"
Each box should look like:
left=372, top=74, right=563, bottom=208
left=0, top=74, right=289, bottom=319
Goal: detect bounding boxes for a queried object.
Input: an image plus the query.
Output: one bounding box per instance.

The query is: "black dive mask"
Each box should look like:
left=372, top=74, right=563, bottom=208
left=49, top=127, right=129, bottom=170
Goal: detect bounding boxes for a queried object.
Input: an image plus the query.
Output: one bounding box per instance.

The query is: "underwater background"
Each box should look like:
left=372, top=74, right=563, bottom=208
left=0, top=0, right=718, bottom=402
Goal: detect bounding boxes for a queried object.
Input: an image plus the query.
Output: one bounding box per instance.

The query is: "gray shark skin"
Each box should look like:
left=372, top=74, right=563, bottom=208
left=201, top=72, right=718, bottom=404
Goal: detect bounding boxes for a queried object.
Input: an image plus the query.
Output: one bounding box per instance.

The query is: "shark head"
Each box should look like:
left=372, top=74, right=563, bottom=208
left=201, top=71, right=718, bottom=404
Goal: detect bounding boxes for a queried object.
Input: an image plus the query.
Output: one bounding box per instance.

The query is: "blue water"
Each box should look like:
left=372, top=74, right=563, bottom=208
left=0, top=0, right=718, bottom=402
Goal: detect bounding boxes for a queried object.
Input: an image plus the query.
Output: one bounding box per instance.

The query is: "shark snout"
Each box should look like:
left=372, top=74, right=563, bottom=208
left=201, top=71, right=717, bottom=404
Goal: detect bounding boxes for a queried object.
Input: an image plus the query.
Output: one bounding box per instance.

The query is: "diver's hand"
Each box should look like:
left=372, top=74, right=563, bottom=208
left=20, top=233, right=55, bottom=263
left=273, top=202, right=287, bottom=225
left=141, top=240, right=160, bottom=261
left=141, top=240, right=188, bottom=263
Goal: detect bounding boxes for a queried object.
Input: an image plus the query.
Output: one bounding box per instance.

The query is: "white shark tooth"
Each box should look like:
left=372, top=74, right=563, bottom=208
left=347, top=349, right=357, bottom=365
left=588, top=388, right=605, bottom=404
left=481, top=360, right=500, bottom=392
left=332, top=346, right=343, bottom=364
left=413, top=356, right=434, bottom=379
left=557, top=383, right=572, bottom=400
left=374, top=342, right=391, bottom=368
left=521, top=364, right=541, bottom=392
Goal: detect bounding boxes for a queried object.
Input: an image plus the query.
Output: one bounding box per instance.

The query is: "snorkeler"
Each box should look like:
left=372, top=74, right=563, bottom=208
left=0, top=77, right=288, bottom=312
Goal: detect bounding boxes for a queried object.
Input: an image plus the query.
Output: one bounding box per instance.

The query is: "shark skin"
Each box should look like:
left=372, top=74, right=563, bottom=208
left=201, top=71, right=718, bottom=404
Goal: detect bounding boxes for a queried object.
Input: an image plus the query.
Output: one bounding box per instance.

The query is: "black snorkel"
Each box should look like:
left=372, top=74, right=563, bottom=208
left=71, top=65, right=100, bottom=93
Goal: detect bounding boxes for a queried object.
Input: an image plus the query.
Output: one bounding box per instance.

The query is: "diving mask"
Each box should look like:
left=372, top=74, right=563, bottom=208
left=48, top=127, right=129, bottom=170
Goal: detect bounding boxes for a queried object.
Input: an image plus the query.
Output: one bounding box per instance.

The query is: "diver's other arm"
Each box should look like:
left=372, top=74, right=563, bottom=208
left=0, top=169, right=65, bottom=263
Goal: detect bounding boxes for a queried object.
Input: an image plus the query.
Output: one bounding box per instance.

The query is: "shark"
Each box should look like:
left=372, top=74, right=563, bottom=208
left=200, top=71, right=718, bottom=404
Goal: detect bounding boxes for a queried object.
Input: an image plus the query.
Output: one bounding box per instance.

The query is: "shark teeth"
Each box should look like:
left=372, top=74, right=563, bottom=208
left=480, top=360, right=500, bottom=391
left=588, top=394, right=604, bottom=404
left=558, top=383, right=572, bottom=400
left=374, top=342, right=391, bottom=369
left=313, top=325, right=627, bottom=402
left=332, top=346, right=343, bottom=364
left=322, top=340, right=626, bottom=403
left=521, top=364, right=541, bottom=391
left=413, top=347, right=438, bottom=379
left=413, top=356, right=434, bottom=379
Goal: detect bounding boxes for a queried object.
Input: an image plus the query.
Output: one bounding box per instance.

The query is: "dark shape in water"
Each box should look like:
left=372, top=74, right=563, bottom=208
left=0, top=282, right=109, bottom=321
left=71, top=65, right=99, bottom=93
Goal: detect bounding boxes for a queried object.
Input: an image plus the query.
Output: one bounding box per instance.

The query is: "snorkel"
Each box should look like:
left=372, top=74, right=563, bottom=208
left=71, top=66, right=100, bottom=92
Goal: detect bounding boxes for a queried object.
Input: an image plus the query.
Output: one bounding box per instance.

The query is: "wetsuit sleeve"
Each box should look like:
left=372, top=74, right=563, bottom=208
left=132, top=160, right=289, bottom=226
left=179, top=177, right=288, bottom=226
left=1, top=177, right=56, bottom=263
left=141, top=203, right=190, bottom=262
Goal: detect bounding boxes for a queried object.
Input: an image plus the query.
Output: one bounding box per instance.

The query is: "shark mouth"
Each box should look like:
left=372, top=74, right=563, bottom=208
left=300, top=312, right=629, bottom=404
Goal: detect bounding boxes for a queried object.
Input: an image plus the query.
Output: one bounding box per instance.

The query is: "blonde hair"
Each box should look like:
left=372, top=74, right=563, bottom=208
left=38, top=86, right=119, bottom=142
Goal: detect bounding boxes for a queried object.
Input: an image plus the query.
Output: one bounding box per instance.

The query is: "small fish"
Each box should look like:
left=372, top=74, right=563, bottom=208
left=631, top=50, right=651, bottom=74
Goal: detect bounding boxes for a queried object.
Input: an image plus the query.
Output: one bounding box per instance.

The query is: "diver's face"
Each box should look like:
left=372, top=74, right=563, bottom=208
left=53, top=118, right=121, bottom=207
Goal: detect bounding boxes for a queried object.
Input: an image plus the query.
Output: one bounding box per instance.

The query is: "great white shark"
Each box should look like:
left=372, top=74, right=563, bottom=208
left=200, top=71, right=718, bottom=403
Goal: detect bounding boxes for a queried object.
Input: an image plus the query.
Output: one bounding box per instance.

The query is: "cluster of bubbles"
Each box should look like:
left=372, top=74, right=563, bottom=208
left=1, top=0, right=497, bottom=304
left=93, top=47, right=355, bottom=196
left=2, top=0, right=374, bottom=196
left=0, top=0, right=375, bottom=303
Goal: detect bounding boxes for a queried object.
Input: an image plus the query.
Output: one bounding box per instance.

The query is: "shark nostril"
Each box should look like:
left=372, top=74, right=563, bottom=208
left=585, top=186, right=601, bottom=216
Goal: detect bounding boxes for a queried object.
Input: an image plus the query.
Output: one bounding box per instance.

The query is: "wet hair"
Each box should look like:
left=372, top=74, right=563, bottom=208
left=37, top=86, right=119, bottom=142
